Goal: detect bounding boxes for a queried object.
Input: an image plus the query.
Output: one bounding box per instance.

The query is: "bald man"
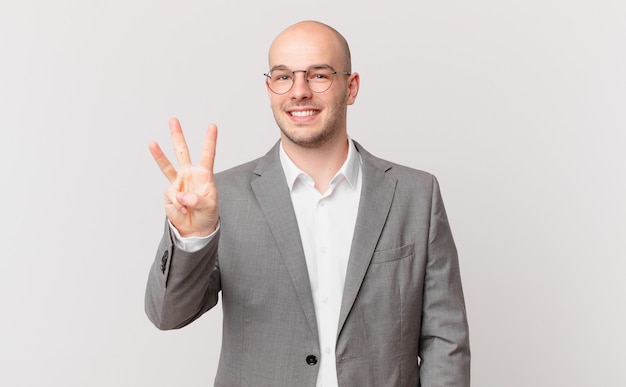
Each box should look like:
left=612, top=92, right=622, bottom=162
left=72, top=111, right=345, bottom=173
left=145, top=20, right=470, bottom=387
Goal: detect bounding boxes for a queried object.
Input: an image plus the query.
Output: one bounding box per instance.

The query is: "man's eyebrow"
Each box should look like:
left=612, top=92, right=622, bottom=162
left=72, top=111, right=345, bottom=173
left=269, top=64, right=334, bottom=71
left=269, top=64, right=290, bottom=71
left=308, top=64, right=335, bottom=70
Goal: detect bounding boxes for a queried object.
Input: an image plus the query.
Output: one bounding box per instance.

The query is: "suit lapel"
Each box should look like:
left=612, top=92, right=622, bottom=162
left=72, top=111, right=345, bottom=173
left=250, top=143, right=319, bottom=339
left=337, top=143, right=397, bottom=336
left=247, top=141, right=396, bottom=341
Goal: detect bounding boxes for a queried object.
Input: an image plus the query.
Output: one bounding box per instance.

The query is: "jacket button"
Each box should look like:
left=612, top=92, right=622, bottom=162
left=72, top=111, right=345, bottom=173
left=160, top=250, right=169, bottom=273
left=305, top=355, right=318, bottom=366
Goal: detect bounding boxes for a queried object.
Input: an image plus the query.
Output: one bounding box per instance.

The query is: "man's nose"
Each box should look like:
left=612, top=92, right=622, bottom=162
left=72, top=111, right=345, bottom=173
left=290, top=71, right=312, bottom=99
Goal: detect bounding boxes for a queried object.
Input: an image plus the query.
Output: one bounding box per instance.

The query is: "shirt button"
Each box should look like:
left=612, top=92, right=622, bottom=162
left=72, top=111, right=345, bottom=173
left=321, top=246, right=327, bottom=254
left=306, top=354, right=318, bottom=365
left=325, top=347, right=332, bottom=355
left=318, top=201, right=325, bottom=207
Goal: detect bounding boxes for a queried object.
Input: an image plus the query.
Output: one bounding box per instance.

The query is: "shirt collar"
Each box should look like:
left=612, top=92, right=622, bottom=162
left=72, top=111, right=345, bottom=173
left=279, top=138, right=361, bottom=192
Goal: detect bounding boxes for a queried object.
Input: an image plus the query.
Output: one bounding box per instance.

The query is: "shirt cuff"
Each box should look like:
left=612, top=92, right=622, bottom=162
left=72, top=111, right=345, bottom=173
left=168, top=220, right=220, bottom=253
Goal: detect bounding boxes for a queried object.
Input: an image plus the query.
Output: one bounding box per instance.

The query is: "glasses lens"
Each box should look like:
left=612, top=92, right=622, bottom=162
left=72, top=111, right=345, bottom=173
left=306, top=66, right=333, bottom=93
left=268, top=69, right=293, bottom=94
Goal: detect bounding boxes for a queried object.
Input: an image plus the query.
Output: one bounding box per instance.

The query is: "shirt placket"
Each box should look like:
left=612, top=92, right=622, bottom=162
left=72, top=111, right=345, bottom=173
left=315, top=187, right=341, bottom=387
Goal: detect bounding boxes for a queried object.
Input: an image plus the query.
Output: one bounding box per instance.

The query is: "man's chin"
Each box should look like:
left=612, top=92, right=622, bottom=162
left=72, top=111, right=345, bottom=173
left=280, top=128, right=332, bottom=149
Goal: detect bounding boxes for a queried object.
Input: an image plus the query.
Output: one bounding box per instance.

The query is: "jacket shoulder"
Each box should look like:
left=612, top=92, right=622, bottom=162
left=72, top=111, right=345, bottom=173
left=214, top=157, right=262, bottom=193
left=355, top=141, right=436, bottom=185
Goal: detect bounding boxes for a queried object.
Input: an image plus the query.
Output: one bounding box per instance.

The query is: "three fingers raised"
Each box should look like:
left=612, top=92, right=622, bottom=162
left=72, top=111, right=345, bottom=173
left=148, top=118, right=218, bottom=182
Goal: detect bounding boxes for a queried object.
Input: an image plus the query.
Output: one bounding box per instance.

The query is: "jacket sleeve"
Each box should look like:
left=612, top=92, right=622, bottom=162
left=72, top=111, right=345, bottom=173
left=145, top=220, right=221, bottom=330
left=419, top=176, right=471, bottom=386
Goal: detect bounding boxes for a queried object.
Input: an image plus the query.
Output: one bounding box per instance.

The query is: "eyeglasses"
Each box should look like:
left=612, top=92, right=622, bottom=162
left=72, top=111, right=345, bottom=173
left=264, top=65, right=351, bottom=94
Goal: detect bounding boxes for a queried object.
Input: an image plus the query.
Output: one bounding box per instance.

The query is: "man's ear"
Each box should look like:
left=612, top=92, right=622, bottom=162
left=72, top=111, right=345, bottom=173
left=346, top=72, right=360, bottom=105
left=265, top=78, right=273, bottom=99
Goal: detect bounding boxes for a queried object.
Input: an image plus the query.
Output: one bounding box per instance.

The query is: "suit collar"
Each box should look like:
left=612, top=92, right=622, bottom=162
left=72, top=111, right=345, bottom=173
left=253, top=140, right=391, bottom=178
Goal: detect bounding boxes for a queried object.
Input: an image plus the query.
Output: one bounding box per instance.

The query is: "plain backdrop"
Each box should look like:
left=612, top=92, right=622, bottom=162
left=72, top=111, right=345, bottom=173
left=1, top=1, right=625, bottom=386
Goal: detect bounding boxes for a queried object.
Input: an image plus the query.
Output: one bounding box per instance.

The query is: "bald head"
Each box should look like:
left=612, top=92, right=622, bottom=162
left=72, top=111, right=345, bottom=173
left=269, top=21, right=352, bottom=73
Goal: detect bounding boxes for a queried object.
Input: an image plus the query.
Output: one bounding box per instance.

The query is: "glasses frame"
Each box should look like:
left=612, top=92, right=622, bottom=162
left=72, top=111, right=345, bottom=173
left=264, top=65, right=351, bottom=95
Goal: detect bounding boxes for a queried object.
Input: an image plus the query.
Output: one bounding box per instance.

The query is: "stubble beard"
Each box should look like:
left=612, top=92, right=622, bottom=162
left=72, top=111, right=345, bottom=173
left=273, top=105, right=346, bottom=149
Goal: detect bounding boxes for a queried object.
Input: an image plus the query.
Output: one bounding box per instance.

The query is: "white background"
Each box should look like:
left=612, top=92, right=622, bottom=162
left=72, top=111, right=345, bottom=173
left=1, top=1, right=625, bottom=386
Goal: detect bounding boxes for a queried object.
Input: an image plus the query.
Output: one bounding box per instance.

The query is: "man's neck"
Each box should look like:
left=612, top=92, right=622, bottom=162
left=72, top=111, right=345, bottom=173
left=281, top=134, right=349, bottom=194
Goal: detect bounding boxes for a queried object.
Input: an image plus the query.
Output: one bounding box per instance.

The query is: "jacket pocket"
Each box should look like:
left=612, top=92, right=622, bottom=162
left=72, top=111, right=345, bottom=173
left=371, top=243, right=415, bottom=264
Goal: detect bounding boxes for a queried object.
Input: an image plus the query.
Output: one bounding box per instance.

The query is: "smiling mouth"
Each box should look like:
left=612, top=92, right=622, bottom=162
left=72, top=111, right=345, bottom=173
left=290, top=110, right=318, bottom=117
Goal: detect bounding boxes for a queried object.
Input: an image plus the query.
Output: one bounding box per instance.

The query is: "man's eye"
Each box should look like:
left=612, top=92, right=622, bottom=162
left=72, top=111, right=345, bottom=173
left=309, top=72, right=331, bottom=80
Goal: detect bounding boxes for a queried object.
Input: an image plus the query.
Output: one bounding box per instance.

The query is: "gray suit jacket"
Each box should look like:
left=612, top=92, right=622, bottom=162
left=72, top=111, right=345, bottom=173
left=145, top=141, right=470, bottom=386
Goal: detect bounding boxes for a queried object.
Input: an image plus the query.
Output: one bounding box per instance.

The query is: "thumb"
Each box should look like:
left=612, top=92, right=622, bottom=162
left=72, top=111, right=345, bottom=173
left=176, top=192, right=199, bottom=209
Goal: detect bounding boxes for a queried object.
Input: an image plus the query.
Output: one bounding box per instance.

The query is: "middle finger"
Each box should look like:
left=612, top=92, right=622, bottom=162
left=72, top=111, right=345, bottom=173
left=169, top=117, right=192, bottom=167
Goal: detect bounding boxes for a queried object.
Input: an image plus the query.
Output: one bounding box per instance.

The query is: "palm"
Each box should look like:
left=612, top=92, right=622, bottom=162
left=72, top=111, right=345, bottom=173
left=149, top=118, right=219, bottom=237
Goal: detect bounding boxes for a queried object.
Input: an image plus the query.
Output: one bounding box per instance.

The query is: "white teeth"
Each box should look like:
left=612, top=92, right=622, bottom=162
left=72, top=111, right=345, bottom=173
left=290, top=110, right=316, bottom=117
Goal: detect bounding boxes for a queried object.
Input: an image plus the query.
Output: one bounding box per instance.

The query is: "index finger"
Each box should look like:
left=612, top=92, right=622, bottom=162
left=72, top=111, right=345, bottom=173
left=199, top=123, right=218, bottom=175
left=148, top=141, right=178, bottom=182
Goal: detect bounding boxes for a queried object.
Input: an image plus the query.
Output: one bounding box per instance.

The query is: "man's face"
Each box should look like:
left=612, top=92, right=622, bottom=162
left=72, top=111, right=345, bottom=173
left=267, top=25, right=357, bottom=149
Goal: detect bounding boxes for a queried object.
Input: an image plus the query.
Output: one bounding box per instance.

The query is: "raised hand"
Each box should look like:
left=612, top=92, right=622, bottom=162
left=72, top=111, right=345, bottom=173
left=149, top=118, right=219, bottom=237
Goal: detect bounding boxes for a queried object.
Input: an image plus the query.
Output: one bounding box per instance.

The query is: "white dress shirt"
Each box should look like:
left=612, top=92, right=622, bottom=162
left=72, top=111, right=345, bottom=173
left=279, top=140, right=362, bottom=387
left=172, top=139, right=362, bottom=387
